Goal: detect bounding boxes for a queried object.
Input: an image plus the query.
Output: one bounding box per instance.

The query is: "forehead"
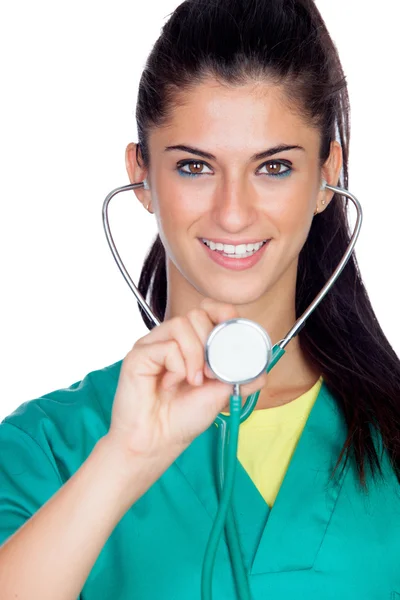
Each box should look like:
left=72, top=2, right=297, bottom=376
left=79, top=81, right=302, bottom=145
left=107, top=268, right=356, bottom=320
left=149, top=77, right=319, bottom=154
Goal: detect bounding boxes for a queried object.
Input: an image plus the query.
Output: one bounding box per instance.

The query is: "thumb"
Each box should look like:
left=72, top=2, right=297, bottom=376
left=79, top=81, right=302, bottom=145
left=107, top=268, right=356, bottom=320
left=175, top=378, right=234, bottom=427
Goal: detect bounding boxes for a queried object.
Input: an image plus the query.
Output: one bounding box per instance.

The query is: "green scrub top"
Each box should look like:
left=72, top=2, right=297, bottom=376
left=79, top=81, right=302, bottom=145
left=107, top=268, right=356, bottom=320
left=1, top=359, right=400, bottom=599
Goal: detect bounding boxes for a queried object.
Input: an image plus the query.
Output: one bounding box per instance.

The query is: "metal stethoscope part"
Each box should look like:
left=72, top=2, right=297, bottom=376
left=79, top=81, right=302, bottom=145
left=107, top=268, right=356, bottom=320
left=102, top=180, right=363, bottom=600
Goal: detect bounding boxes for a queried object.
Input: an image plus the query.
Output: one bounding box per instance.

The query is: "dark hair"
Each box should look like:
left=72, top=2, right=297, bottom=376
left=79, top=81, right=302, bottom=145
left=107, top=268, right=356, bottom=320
left=134, top=0, right=400, bottom=490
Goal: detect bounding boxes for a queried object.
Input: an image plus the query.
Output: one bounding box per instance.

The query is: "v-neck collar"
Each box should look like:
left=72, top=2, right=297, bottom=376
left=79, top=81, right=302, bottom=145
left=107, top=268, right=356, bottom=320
left=174, top=380, right=350, bottom=575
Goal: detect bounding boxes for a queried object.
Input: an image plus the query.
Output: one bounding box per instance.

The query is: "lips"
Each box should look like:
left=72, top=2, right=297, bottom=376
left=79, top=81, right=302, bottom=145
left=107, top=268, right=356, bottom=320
left=199, top=237, right=270, bottom=271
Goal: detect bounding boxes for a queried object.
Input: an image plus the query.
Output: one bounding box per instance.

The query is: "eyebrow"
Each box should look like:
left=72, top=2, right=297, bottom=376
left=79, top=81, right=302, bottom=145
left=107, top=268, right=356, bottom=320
left=164, top=143, right=305, bottom=162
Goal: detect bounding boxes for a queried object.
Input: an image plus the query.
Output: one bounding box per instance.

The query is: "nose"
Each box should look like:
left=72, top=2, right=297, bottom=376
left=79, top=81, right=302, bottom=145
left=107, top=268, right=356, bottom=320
left=212, top=177, right=257, bottom=232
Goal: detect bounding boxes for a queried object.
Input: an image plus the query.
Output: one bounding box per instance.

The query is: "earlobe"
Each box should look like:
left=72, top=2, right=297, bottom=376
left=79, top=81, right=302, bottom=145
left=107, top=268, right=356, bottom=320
left=314, top=179, right=328, bottom=216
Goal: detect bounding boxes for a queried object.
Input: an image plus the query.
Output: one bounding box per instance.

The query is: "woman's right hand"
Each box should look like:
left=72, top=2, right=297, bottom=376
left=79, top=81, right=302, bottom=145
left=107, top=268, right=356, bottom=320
left=106, top=298, right=268, bottom=464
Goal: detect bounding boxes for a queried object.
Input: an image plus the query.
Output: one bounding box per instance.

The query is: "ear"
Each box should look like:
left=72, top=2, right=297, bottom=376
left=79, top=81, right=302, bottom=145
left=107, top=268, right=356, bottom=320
left=124, top=142, right=151, bottom=209
left=319, top=141, right=343, bottom=212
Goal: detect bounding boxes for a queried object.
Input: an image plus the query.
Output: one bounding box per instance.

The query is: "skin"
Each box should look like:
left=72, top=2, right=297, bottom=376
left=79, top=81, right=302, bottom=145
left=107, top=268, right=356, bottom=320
left=125, top=77, right=342, bottom=410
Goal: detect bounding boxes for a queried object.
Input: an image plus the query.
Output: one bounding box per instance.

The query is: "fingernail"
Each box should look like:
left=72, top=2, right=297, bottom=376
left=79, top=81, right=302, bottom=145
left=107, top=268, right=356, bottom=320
left=194, top=371, right=203, bottom=386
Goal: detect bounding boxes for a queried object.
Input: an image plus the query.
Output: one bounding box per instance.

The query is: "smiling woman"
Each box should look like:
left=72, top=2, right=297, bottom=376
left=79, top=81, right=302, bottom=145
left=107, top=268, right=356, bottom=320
left=127, top=81, right=339, bottom=332
left=1, top=0, right=400, bottom=599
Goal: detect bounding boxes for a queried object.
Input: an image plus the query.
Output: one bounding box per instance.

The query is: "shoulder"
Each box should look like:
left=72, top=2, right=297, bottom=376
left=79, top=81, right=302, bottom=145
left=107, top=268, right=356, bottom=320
left=0, top=359, right=123, bottom=477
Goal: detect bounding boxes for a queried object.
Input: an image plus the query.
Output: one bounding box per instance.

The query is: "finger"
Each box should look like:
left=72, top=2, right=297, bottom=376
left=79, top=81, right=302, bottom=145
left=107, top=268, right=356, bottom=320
left=160, top=340, right=190, bottom=390
left=196, top=299, right=242, bottom=379
left=137, top=316, right=205, bottom=387
left=137, top=298, right=239, bottom=347
left=199, top=297, right=240, bottom=325
left=127, top=339, right=186, bottom=386
left=184, top=300, right=241, bottom=381
left=136, top=299, right=240, bottom=385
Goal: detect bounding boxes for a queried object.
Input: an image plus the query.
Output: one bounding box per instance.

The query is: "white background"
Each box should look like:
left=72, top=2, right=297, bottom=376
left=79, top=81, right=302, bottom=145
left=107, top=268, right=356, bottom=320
left=0, top=1, right=399, bottom=420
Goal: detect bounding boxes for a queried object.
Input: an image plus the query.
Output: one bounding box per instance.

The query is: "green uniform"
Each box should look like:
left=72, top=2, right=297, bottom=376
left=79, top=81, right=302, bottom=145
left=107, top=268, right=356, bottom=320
left=1, top=360, right=400, bottom=598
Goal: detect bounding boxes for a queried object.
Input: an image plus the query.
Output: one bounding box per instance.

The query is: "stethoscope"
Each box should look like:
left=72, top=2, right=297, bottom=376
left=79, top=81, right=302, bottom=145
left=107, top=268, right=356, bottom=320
left=102, top=179, right=362, bottom=600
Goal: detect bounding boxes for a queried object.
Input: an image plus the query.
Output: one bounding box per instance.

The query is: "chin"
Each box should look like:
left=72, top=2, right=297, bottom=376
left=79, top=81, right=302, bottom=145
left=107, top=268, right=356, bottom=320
left=198, top=283, right=269, bottom=308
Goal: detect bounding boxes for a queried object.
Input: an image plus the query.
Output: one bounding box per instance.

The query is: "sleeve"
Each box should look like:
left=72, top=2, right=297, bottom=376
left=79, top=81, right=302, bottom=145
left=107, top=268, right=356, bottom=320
left=0, top=421, right=63, bottom=547
left=0, top=421, right=84, bottom=599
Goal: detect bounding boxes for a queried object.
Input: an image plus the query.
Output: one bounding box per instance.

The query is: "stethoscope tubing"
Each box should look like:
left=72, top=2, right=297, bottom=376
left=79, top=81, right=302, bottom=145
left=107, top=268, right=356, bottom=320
left=210, top=343, right=286, bottom=599
left=211, top=345, right=284, bottom=600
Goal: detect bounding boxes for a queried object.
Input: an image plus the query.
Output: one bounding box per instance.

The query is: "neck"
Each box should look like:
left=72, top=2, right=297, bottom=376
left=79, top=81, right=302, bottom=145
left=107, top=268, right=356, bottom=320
left=164, top=258, right=321, bottom=409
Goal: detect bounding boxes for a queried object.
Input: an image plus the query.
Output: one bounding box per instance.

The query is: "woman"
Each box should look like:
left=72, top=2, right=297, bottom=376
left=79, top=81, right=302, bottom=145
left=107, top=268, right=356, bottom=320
left=1, top=0, right=399, bottom=598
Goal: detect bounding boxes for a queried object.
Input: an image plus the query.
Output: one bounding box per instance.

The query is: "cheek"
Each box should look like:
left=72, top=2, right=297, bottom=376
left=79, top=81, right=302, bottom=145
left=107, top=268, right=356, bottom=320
left=283, top=206, right=311, bottom=235
left=157, top=180, right=202, bottom=220
left=266, top=190, right=310, bottom=234
left=154, top=190, right=197, bottom=257
left=157, top=193, right=206, bottom=254
left=269, top=193, right=312, bottom=256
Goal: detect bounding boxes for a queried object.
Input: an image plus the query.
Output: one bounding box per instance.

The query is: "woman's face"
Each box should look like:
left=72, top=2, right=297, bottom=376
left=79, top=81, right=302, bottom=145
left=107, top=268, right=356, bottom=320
left=137, top=78, right=340, bottom=307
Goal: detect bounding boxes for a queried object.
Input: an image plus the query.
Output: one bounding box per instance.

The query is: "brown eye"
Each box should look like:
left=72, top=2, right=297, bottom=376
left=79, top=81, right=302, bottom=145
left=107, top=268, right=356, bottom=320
left=177, top=160, right=213, bottom=177
left=188, top=162, right=204, bottom=174
left=259, top=160, right=291, bottom=178
left=266, top=162, right=282, bottom=175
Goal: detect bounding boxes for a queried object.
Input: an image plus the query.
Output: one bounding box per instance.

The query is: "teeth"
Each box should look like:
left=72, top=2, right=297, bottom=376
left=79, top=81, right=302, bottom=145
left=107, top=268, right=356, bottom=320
left=202, top=239, right=266, bottom=254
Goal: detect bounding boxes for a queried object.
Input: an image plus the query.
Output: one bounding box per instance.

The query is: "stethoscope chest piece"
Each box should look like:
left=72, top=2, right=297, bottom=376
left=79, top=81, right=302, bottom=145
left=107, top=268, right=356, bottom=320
left=205, top=318, right=273, bottom=386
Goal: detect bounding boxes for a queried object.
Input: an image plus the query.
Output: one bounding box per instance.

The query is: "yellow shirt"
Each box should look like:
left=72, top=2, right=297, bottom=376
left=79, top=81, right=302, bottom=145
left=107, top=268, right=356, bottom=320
left=232, top=376, right=323, bottom=508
